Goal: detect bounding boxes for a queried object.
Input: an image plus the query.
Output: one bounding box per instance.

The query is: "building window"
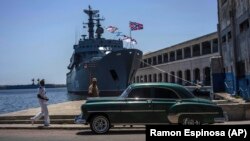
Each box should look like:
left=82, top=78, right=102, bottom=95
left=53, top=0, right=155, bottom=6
left=136, top=76, right=139, bottom=83
left=194, top=68, right=200, bottom=82
left=144, top=75, right=147, bottom=82
left=153, top=74, right=157, bottom=82
left=237, top=61, right=246, bottom=78
left=158, top=55, right=162, bottom=64
left=148, top=74, right=152, bottom=82
left=193, top=44, right=200, bottom=57
left=143, top=59, right=147, bottom=67
left=202, top=41, right=211, bottom=55
left=164, top=73, right=168, bottom=82
left=204, top=67, right=211, bottom=86
left=140, top=76, right=143, bottom=83
left=153, top=57, right=157, bottom=65
left=148, top=58, right=152, bottom=65
left=158, top=73, right=162, bottom=82
left=177, top=71, right=183, bottom=85
left=184, top=47, right=191, bottom=58
left=222, top=35, right=226, bottom=43
left=170, top=51, right=175, bottom=61
left=213, top=39, right=218, bottom=53
left=227, top=31, right=232, bottom=41
left=170, top=71, right=175, bottom=83
left=239, top=19, right=249, bottom=33
left=176, top=49, right=183, bottom=60
left=163, top=53, right=168, bottom=63
left=185, top=70, right=191, bottom=85
left=221, top=0, right=227, bottom=6
left=140, top=62, right=143, bottom=68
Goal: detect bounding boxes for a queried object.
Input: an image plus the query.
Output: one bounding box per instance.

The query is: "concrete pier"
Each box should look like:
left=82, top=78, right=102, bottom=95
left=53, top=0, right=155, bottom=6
left=0, top=99, right=250, bottom=129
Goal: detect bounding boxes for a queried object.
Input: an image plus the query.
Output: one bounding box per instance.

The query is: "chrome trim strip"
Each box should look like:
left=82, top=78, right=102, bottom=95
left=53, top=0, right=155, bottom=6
left=214, top=117, right=226, bottom=123
left=88, top=110, right=166, bottom=113
left=168, top=112, right=219, bottom=124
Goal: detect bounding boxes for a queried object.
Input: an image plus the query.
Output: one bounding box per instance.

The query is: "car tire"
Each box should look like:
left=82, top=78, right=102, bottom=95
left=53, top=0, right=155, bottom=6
left=90, top=115, right=110, bottom=134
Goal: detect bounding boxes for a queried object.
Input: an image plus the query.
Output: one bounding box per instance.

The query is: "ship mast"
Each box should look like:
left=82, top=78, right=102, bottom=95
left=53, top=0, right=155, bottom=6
left=95, top=14, right=104, bottom=39
left=84, top=5, right=99, bottom=39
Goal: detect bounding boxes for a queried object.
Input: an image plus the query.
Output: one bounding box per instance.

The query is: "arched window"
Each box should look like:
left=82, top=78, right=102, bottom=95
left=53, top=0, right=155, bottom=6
left=193, top=68, right=200, bottom=83
left=204, top=67, right=211, bottom=86
left=177, top=71, right=183, bottom=85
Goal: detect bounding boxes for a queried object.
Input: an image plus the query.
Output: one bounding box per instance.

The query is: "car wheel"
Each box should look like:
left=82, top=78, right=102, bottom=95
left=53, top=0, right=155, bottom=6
left=90, top=115, right=110, bottom=134
left=181, top=117, right=201, bottom=125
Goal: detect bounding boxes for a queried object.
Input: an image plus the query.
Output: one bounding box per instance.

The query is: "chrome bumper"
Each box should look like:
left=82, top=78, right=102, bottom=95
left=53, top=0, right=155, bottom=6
left=214, top=112, right=228, bottom=123
left=74, top=115, right=86, bottom=124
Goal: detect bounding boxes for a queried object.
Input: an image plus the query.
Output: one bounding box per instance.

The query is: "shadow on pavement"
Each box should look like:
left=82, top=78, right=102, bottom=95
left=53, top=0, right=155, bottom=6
left=76, top=129, right=145, bottom=135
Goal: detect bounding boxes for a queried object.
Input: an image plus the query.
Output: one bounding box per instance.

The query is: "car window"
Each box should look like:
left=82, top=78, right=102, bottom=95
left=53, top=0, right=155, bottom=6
left=128, top=88, right=151, bottom=98
left=153, top=88, right=179, bottom=99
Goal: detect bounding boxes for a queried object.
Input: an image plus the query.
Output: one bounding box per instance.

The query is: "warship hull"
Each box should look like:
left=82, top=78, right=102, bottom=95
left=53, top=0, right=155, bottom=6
left=66, top=48, right=142, bottom=96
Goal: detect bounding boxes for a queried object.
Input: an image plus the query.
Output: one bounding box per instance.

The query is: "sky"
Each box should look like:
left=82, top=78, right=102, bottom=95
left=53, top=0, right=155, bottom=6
left=0, top=0, right=218, bottom=85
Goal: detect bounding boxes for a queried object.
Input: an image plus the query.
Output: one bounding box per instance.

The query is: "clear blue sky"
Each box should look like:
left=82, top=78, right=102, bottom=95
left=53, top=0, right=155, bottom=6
left=0, top=0, right=218, bottom=85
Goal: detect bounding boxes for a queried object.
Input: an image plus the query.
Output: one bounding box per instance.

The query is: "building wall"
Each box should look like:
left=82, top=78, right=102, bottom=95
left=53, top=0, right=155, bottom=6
left=134, top=32, right=219, bottom=86
left=218, top=0, right=250, bottom=99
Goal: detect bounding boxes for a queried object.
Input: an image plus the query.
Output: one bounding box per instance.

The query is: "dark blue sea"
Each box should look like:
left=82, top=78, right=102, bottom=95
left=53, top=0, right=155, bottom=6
left=0, top=87, right=83, bottom=114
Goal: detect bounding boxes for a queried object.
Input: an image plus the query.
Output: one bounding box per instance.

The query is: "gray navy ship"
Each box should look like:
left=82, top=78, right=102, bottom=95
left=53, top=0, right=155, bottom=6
left=66, top=6, right=142, bottom=96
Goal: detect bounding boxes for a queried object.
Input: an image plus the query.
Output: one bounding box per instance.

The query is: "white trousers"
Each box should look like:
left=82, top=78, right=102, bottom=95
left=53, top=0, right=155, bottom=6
left=31, top=99, right=50, bottom=125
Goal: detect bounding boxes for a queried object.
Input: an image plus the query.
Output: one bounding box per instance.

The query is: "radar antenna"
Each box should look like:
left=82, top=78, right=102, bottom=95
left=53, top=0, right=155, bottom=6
left=83, top=5, right=99, bottom=39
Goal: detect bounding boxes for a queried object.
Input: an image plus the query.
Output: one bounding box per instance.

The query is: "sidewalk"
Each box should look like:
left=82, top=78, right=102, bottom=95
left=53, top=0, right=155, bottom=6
left=0, top=100, right=250, bottom=130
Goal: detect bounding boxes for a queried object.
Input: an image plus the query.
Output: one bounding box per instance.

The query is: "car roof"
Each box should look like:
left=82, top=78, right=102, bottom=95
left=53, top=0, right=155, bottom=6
left=129, top=83, right=195, bottom=98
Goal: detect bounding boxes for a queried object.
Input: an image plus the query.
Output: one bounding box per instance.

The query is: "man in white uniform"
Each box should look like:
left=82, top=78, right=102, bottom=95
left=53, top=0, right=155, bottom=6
left=30, top=79, right=50, bottom=126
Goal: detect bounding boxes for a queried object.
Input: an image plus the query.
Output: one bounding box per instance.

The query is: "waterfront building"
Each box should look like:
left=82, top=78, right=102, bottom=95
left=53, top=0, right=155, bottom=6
left=134, top=32, right=219, bottom=87
left=217, top=0, right=250, bottom=99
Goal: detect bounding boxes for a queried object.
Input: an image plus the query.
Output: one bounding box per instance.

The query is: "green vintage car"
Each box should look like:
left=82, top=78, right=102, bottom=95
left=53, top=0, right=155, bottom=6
left=75, top=83, right=226, bottom=133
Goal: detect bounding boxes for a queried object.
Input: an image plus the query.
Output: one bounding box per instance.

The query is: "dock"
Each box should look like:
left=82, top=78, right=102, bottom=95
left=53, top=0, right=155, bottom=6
left=0, top=100, right=85, bottom=129
left=0, top=99, right=250, bottom=130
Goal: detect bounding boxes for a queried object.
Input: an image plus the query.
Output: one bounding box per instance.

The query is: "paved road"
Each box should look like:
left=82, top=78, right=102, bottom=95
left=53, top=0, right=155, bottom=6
left=0, top=129, right=145, bottom=141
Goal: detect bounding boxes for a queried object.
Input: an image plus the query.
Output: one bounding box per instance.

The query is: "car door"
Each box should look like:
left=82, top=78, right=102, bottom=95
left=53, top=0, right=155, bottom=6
left=120, top=87, right=154, bottom=124
left=151, top=87, right=180, bottom=123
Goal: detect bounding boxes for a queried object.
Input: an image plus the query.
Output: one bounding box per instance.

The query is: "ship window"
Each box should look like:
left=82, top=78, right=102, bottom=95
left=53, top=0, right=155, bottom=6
left=110, top=70, right=119, bottom=81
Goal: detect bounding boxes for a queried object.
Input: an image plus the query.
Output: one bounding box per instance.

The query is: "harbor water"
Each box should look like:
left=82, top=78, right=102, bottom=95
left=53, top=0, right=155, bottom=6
left=0, top=87, right=83, bottom=114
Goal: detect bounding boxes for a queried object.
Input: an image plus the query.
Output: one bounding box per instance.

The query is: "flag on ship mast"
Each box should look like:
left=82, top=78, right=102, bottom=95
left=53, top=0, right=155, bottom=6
left=129, top=21, right=143, bottom=31
left=106, top=26, right=118, bottom=33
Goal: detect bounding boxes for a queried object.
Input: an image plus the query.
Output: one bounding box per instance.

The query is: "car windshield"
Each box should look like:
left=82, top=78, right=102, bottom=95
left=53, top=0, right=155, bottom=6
left=119, top=86, right=132, bottom=98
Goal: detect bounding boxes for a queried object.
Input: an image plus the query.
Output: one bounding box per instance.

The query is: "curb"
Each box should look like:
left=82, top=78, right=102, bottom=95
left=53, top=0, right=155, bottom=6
left=0, top=124, right=146, bottom=130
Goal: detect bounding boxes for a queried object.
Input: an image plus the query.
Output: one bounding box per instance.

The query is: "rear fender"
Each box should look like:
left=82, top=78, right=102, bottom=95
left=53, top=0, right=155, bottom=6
left=167, top=103, right=222, bottom=124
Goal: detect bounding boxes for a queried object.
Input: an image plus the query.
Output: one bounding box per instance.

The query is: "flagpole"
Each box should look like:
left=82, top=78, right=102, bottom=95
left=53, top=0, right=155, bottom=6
left=129, top=21, right=132, bottom=48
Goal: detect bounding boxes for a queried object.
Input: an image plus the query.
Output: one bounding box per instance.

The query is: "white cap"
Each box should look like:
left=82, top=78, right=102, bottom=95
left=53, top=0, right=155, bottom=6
left=92, top=78, right=97, bottom=82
